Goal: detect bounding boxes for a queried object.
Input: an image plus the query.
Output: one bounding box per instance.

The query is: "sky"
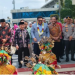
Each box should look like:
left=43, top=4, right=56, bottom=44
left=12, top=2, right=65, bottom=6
left=0, top=0, right=46, bottom=19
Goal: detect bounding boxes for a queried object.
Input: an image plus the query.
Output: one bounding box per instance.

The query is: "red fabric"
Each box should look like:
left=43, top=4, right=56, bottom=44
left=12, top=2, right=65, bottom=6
left=50, top=60, right=57, bottom=67
left=57, top=22, right=62, bottom=39
left=13, top=70, right=18, bottom=75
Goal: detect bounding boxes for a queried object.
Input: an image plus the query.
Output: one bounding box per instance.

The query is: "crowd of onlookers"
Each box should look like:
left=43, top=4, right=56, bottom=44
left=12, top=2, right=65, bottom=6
left=0, top=16, right=75, bottom=68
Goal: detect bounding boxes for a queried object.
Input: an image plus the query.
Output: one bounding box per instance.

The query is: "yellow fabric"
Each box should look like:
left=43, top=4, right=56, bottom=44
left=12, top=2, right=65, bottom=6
left=0, top=64, right=16, bottom=74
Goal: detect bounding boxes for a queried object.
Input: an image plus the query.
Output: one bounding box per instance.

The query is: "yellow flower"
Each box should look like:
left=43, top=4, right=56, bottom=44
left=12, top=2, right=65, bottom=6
left=37, top=66, right=42, bottom=72
left=46, top=71, right=52, bottom=74
left=43, top=69, right=46, bottom=74
left=45, top=46, right=47, bottom=49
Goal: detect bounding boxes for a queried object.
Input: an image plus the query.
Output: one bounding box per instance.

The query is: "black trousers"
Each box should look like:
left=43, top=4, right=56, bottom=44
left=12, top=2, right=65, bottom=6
left=33, top=43, right=40, bottom=56
left=60, top=39, right=65, bottom=57
left=18, top=47, right=29, bottom=65
left=65, top=40, right=75, bottom=59
left=52, top=42, right=60, bottom=61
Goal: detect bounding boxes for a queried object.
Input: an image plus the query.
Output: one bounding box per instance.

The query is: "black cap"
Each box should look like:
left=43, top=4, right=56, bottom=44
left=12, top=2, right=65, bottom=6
left=0, top=19, right=5, bottom=22
left=19, top=22, right=24, bottom=25
left=66, top=16, right=71, bottom=20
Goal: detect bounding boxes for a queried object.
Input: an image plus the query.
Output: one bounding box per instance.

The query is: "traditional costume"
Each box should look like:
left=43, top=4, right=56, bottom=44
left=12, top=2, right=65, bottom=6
left=0, top=49, right=17, bottom=74
left=23, top=36, right=60, bottom=75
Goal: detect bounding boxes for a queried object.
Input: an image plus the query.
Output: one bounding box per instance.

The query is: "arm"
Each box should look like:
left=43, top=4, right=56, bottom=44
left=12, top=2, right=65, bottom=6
left=6, top=28, right=11, bottom=41
left=31, top=25, right=35, bottom=39
left=27, top=31, right=30, bottom=44
left=71, top=26, right=75, bottom=39
left=58, top=26, right=61, bottom=38
left=46, top=25, right=50, bottom=37
left=14, top=30, right=18, bottom=46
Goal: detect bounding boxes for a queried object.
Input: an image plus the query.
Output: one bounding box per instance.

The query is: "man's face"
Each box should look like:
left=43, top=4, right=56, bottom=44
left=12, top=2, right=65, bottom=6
left=71, top=19, right=73, bottom=23
left=37, top=18, right=43, bottom=25
left=43, top=19, right=46, bottom=23
left=19, top=24, right=25, bottom=30
left=66, top=19, right=71, bottom=24
left=29, top=24, right=32, bottom=28
left=64, top=18, right=66, bottom=23
left=24, top=22, right=28, bottom=28
left=74, top=19, right=75, bottom=24
left=51, top=17, right=57, bottom=24
left=6, top=23, right=9, bottom=27
left=1, top=22, right=6, bottom=27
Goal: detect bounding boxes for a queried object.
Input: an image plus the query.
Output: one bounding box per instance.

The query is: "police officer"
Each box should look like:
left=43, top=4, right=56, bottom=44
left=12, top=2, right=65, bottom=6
left=63, top=16, right=75, bottom=62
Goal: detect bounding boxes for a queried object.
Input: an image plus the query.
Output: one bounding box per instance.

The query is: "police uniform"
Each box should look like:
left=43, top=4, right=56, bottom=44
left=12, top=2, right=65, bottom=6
left=63, top=16, right=75, bottom=62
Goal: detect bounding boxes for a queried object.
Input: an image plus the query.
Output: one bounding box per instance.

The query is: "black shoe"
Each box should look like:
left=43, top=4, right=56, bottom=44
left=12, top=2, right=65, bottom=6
left=71, top=58, right=75, bottom=61
left=66, top=59, right=69, bottom=62
left=60, top=56, right=64, bottom=59
left=57, top=60, right=61, bottom=63
left=18, top=65, right=22, bottom=68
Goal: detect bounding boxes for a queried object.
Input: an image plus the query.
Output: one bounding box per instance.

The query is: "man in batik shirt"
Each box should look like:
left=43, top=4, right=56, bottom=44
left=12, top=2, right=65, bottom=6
left=49, top=16, right=61, bottom=63
left=0, top=19, right=11, bottom=46
left=0, top=19, right=11, bottom=63
left=15, top=22, right=30, bottom=68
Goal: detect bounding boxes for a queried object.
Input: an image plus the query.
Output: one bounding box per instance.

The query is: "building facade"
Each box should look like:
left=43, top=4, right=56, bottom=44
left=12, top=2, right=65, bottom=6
left=11, top=0, right=58, bottom=26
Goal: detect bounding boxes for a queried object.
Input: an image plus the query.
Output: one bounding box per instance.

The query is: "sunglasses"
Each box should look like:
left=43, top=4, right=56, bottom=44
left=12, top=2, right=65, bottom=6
left=38, top=20, right=42, bottom=22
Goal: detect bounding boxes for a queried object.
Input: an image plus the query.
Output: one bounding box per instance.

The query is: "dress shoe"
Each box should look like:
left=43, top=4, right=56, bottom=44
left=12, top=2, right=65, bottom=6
left=66, top=59, right=69, bottom=62
left=57, top=60, right=61, bottom=63
left=71, top=58, right=75, bottom=61
left=18, top=65, right=22, bottom=68
left=60, top=56, right=64, bottom=59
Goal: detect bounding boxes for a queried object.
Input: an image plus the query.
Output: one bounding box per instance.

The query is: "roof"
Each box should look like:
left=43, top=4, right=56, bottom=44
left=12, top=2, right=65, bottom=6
left=41, top=0, right=58, bottom=8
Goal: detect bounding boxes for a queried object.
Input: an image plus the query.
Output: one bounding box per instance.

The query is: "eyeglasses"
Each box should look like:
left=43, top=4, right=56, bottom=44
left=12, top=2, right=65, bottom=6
left=38, top=20, right=42, bottom=22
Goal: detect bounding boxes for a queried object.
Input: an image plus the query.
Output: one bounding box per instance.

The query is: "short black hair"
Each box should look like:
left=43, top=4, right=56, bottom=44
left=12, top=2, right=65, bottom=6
left=52, top=16, right=58, bottom=20
left=37, top=16, right=43, bottom=20
left=0, top=19, right=5, bottom=22
left=20, top=19, right=24, bottom=22
left=25, top=21, right=28, bottom=24
left=19, top=22, right=24, bottom=25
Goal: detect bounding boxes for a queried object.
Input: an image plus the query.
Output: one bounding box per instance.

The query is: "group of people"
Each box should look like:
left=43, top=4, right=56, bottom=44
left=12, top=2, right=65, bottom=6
left=0, top=15, right=75, bottom=68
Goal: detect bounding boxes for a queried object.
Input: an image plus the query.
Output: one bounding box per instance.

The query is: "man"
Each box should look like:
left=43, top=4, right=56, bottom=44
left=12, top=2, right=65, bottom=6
left=15, top=22, right=30, bottom=68
left=56, top=17, right=64, bottom=59
left=63, top=16, right=75, bottom=62
left=71, top=19, right=73, bottom=24
left=0, top=19, right=11, bottom=62
left=24, top=21, right=33, bottom=57
left=42, top=18, right=46, bottom=23
left=63, top=18, right=67, bottom=24
left=31, top=16, right=50, bottom=56
left=49, top=16, right=61, bottom=62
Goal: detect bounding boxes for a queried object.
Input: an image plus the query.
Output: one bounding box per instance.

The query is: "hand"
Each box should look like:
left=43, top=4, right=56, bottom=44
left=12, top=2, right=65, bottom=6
left=69, top=36, right=73, bottom=41
left=32, top=42, right=34, bottom=45
left=16, top=45, right=19, bottom=50
left=28, top=44, right=30, bottom=49
left=2, top=39, right=7, bottom=43
left=33, top=38, right=37, bottom=42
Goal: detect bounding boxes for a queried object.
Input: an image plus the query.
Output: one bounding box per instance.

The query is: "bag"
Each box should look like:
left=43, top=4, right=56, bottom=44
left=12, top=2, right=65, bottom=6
left=10, top=46, right=16, bottom=54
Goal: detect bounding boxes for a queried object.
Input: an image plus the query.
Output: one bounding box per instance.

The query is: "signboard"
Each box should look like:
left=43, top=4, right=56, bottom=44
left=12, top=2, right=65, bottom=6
left=72, top=0, right=75, bottom=5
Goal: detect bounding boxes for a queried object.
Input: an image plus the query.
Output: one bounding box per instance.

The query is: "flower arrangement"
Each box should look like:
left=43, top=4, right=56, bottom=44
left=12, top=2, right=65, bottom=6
left=0, top=50, right=11, bottom=65
left=38, top=36, right=54, bottom=53
left=32, top=64, right=58, bottom=75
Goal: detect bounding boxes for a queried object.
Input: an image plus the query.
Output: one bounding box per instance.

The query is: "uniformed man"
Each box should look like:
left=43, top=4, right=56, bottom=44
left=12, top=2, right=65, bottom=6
left=49, top=16, right=61, bottom=63
left=63, top=16, right=75, bottom=62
